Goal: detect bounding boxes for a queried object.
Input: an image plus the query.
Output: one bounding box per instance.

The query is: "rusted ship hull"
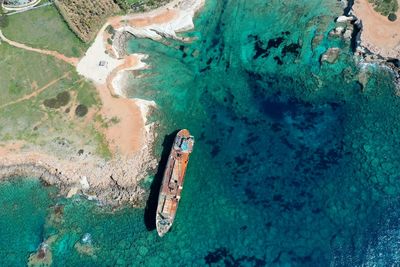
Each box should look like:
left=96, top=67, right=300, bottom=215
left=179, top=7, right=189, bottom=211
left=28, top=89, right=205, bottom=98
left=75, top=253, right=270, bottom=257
left=156, top=129, right=194, bottom=237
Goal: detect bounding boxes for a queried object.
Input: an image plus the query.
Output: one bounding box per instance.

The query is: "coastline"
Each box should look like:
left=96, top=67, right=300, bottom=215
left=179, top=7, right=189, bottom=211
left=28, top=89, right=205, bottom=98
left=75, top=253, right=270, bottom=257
left=336, top=0, right=400, bottom=90
left=0, top=0, right=205, bottom=206
left=0, top=139, right=157, bottom=206
left=352, top=0, right=400, bottom=59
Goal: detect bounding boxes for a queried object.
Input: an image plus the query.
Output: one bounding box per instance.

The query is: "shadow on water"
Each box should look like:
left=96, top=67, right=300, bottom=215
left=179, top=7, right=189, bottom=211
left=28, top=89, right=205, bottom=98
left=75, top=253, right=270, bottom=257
left=144, top=130, right=179, bottom=231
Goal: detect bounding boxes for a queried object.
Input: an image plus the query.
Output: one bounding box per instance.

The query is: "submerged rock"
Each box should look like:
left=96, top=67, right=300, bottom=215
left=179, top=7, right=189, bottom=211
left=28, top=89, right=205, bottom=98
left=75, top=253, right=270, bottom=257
left=28, top=243, right=52, bottom=267
left=321, top=48, right=341, bottom=64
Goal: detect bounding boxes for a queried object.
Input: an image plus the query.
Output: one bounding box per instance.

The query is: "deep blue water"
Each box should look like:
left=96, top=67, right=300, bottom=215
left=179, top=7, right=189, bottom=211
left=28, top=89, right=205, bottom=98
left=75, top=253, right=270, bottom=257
left=1, top=0, right=400, bottom=265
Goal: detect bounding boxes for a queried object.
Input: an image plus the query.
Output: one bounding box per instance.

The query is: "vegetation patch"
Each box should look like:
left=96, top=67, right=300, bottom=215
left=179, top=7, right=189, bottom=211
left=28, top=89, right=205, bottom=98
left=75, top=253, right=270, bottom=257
left=0, top=40, right=108, bottom=159
left=105, top=25, right=116, bottom=35
left=75, top=104, right=88, bottom=117
left=0, top=5, right=9, bottom=28
left=43, top=91, right=71, bottom=109
left=2, top=5, right=88, bottom=57
left=8, top=81, right=23, bottom=95
left=0, top=43, right=71, bottom=105
left=368, top=0, right=399, bottom=16
left=54, top=0, right=121, bottom=42
left=388, top=13, right=397, bottom=21
left=115, top=0, right=172, bottom=11
left=94, top=130, right=112, bottom=159
left=110, top=116, right=121, bottom=125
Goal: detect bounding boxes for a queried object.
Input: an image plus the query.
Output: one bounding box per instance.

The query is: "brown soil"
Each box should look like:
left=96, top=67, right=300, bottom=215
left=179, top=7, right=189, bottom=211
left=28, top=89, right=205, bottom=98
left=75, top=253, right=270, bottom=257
left=353, top=0, right=400, bottom=58
left=96, top=83, right=144, bottom=156
left=98, top=55, right=146, bottom=156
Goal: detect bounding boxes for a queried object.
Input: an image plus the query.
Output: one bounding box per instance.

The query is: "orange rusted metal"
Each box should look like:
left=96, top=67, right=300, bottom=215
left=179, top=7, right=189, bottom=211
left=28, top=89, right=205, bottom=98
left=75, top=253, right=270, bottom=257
left=156, top=129, right=194, bottom=237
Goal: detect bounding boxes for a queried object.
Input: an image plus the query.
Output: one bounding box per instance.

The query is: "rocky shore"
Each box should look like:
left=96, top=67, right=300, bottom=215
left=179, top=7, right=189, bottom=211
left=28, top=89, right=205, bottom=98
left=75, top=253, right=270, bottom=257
left=332, top=0, right=400, bottom=91
left=0, top=137, right=157, bottom=207
left=0, top=0, right=205, bottom=208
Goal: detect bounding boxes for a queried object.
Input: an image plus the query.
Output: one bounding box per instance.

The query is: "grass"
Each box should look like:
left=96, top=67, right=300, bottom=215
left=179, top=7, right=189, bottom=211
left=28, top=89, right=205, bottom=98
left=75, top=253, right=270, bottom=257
left=93, top=131, right=112, bottom=159
left=0, top=42, right=111, bottom=159
left=0, top=43, right=71, bottom=105
left=368, top=0, right=399, bottom=16
left=73, top=75, right=99, bottom=107
left=0, top=1, right=127, bottom=160
left=2, top=5, right=88, bottom=57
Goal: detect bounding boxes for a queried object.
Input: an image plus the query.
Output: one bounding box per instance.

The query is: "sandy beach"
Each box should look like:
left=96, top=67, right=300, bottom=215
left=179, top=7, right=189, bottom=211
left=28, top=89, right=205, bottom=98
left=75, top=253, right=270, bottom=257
left=0, top=0, right=205, bottom=205
left=353, top=0, right=400, bottom=59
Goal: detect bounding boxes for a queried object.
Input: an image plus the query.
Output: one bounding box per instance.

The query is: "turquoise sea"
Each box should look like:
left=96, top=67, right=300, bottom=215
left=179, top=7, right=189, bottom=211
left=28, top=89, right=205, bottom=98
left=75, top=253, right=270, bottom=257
left=2, top=0, right=400, bottom=265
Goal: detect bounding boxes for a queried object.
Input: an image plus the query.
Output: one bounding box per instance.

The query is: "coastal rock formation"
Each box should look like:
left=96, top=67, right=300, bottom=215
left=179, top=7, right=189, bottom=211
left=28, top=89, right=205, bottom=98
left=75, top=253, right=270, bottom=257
left=345, top=0, right=400, bottom=93
left=0, top=102, right=158, bottom=207
left=110, top=0, right=205, bottom=43
left=352, top=0, right=400, bottom=59
left=336, top=15, right=356, bottom=23
left=112, top=31, right=132, bottom=58
left=329, top=26, right=345, bottom=37
left=0, top=143, right=158, bottom=206
left=330, top=16, right=355, bottom=42
left=343, top=27, right=353, bottom=40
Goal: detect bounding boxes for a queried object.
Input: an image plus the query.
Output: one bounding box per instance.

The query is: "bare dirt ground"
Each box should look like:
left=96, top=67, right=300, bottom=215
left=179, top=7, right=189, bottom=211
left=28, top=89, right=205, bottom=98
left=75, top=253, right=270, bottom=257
left=353, top=0, right=400, bottom=58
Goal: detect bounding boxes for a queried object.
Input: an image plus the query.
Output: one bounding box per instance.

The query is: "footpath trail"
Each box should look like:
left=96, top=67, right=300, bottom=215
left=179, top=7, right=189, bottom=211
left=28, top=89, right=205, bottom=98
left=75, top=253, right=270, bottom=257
left=0, top=72, right=72, bottom=110
left=0, top=30, right=79, bottom=66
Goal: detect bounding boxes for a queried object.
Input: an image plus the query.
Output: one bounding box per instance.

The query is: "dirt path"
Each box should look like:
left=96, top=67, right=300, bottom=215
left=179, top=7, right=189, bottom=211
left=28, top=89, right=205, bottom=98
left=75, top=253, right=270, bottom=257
left=0, top=30, right=79, bottom=66
left=0, top=72, right=71, bottom=110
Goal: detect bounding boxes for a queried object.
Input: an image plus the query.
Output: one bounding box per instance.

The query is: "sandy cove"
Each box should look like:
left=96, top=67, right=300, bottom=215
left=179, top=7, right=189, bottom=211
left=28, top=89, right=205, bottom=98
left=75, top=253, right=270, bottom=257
left=76, top=0, right=206, bottom=156
left=352, top=0, right=400, bottom=59
left=0, top=0, right=205, bottom=205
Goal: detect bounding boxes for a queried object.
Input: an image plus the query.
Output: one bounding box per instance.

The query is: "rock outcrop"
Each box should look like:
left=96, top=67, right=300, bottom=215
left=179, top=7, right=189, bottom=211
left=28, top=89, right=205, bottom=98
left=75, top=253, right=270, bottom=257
left=321, top=47, right=341, bottom=64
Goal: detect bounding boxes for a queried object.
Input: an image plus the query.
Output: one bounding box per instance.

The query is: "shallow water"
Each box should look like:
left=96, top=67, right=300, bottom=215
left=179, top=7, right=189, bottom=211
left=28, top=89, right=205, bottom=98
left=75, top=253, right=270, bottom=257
left=2, top=0, right=400, bottom=265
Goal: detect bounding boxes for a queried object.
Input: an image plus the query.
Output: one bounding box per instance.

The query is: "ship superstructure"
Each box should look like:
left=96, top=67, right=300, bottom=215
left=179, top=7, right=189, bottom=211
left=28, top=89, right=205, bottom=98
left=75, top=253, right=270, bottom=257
left=156, top=129, right=194, bottom=237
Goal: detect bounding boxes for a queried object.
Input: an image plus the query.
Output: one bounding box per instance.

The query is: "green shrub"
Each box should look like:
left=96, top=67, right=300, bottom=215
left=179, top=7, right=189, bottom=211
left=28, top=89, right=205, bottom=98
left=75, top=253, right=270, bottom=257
left=9, top=82, right=23, bottom=95
left=43, top=91, right=70, bottom=109
left=56, top=91, right=71, bottom=106
left=105, top=25, right=115, bottom=35
left=369, top=0, right=399, bottom=16
left=43, top=98, right=58, bottom=108
left=114, top=0, right=130, bottom=11
left=0, top=6, right=8, bottom=28
left=75, top=104, right=88, bottom=117
left=388, top=13, right=397, bottom=21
